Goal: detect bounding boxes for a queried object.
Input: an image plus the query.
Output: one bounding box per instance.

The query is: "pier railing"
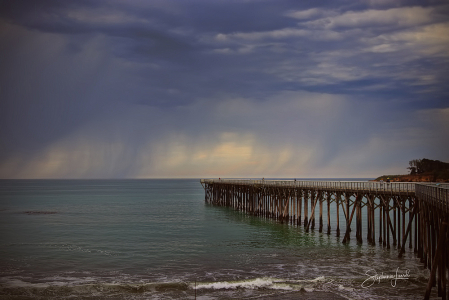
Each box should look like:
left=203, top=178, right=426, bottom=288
left=416, top=183, right=449, bottom=213
left=200, top=179, right=416, bottom=194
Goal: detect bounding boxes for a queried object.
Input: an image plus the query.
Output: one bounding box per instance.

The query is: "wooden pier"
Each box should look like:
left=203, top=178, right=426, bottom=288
left=200, top=179, right=449, bottom=299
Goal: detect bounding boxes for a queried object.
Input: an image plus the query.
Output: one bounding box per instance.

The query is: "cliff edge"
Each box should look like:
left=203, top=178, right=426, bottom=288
left=375, top=158, right=449, bottom=182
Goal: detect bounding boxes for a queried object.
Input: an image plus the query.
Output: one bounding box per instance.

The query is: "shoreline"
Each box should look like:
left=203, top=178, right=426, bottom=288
left=374, top=174, right=449, bottom=183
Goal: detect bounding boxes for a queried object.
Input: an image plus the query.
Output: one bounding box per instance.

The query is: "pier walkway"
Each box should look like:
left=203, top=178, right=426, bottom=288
left=201, top=179, right=449, bottom=299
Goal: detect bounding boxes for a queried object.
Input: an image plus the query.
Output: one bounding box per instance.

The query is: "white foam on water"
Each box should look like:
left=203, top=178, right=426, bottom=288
left=293, top=276, right=325, bottom=283
left=337, top=284, right=354, bottom=292
left=312, top=276, right=325, bottom=282
left=195, top=277, right=275, bottom=290
left=0, top=277, right=33, bottom=287
left=193, top=276, right=333, bottom=291
left=0, top=274, right=103, bottom=289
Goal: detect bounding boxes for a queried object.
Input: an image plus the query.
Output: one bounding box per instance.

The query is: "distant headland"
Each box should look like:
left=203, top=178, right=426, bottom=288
left=374, top=158, right=449, bottom=182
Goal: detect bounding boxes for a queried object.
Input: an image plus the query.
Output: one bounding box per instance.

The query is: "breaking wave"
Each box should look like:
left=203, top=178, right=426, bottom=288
left=0, top=275, right=370, bottom=299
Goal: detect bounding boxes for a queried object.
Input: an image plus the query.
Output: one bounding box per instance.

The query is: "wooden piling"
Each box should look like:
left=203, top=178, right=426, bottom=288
left=327, top=192, right=331, bottom=235
left=319, top=192, right=323, bottom=233
left=336, top=193, right=341, bottom=237
left=304, top=191, right=309, bottom=228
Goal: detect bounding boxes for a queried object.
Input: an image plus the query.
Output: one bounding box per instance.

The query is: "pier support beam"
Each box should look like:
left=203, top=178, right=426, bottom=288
left=201, top=179, right=448, bottom=300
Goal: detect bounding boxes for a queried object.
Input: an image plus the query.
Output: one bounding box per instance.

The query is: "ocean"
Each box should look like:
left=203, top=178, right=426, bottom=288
left=0, top=179, right=435, bottom=299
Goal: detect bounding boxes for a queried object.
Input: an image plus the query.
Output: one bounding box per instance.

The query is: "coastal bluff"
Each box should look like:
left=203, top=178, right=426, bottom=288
left=374, top=174, right=449, bottom=183
left=375, top=158, right=449, bottom=183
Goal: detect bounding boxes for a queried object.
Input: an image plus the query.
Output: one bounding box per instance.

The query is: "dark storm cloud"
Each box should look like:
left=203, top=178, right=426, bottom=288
left=0, top=0, right=448, bottom=178
left=3, top=0, right=446, bottom=102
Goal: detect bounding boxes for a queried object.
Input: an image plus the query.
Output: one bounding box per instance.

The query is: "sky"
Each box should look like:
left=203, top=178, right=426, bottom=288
left=0, top=0, right=448, bottom=179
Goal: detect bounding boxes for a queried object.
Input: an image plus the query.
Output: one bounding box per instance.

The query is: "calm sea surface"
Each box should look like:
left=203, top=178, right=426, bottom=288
left=0, top=179, right=435, bottom=299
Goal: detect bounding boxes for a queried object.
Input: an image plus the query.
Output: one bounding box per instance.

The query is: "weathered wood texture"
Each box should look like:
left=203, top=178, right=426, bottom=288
left=201, top=179, right=449, bottom=300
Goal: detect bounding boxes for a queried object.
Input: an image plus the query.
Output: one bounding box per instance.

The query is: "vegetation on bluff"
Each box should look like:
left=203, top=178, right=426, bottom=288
left=375, top=158, right=449, bottom=182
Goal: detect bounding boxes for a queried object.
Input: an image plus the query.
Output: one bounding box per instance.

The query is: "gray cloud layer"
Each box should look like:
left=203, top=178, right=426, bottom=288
left=1, top=0, right=448, bottom=178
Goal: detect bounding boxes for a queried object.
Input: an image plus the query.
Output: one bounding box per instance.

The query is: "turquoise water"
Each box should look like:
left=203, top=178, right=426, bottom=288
left=0, top=179, right=434, bottom=299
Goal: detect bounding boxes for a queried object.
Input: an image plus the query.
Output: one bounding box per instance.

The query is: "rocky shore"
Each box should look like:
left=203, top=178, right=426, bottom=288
left=375, top=173, right=449, bottom=183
